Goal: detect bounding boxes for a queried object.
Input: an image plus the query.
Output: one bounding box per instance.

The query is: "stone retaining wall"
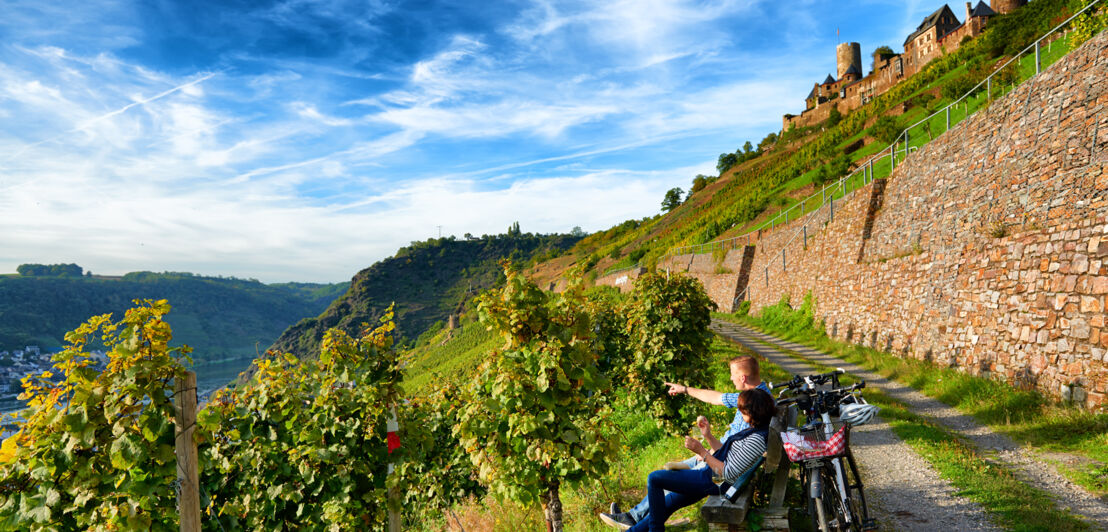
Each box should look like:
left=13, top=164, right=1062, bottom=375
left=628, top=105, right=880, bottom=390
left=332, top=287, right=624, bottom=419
left=740, top=30, right=1108, bottom=409
left=594, top=267, right=646, bottom=293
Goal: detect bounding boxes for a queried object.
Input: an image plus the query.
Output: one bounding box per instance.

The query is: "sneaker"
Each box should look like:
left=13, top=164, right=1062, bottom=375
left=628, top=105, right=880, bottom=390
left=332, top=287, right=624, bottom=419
left=609, top=502, right=621, bottom=514
left=599, top=512, right=635, bottom=530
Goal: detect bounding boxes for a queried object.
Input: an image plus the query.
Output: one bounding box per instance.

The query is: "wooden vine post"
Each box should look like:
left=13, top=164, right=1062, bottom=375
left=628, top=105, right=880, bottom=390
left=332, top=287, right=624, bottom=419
left=387, top=406, right=401, bottom=532
left=175, top=370, right=201, bottom=532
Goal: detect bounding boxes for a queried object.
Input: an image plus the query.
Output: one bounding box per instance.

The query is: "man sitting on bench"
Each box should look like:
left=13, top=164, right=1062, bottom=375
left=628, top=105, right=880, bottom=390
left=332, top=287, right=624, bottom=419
left=600, top=356, right=769, bottom=530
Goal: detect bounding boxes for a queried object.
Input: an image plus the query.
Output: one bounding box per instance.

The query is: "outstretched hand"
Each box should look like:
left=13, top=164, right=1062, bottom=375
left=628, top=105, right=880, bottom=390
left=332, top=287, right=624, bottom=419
left=664, top=381, right=687, bottom=396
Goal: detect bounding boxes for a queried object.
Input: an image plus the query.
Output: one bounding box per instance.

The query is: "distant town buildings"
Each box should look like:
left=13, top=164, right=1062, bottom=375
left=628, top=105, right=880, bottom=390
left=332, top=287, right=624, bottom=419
left=784, top=0, right=1027, bottom=130
left=0, top=346, right=106, bottom=414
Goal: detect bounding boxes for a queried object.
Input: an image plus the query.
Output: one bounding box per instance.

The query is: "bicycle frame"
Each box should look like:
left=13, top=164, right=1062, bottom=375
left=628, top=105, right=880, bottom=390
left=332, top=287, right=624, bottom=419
left=775, top=371, right=874, bottom=531
left=801, top=374, right=855, bottom=530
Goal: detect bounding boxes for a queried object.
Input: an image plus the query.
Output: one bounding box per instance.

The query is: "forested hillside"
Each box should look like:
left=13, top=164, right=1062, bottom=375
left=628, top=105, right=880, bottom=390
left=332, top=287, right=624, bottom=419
left=268, top=228, right=582, bottom=357
left=0, top=268, right=347, bottom=364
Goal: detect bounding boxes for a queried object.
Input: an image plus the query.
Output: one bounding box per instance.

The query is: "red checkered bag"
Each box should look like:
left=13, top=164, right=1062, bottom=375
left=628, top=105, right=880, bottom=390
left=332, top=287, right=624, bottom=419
left=781, top=423, right=848, bottom=462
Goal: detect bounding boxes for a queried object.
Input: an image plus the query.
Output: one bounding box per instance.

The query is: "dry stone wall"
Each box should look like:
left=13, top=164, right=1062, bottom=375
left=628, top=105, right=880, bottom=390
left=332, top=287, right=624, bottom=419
left=658, top=249, right=750, bottom=312
left=740, top=30, right=1108, bottom=409
left=593, top=267, right=646, bottom=293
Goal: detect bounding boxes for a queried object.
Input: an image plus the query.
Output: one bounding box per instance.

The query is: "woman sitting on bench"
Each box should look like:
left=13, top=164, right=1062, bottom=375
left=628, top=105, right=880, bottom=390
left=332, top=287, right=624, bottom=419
left=628, top=388, right=776, bottom=532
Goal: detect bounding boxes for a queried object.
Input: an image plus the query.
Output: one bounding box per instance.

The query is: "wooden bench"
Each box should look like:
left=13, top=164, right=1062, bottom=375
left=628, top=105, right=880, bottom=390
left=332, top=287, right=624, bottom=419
left=701, top=407, right=795, bottom=531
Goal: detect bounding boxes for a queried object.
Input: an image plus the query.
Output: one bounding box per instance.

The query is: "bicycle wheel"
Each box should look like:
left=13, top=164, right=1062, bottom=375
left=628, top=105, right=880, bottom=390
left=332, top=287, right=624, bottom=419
left=819, top=464, right=851, bottom=532
left=806, top=464, right=840, bottom=532
left=842, top=452, right=873, bottom=531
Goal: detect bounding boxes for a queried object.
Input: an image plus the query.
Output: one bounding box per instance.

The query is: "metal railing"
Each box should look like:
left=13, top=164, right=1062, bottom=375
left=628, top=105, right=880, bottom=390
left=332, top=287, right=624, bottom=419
left=601, top=263, right=642, bottom=277
left=731, top=0, right=1104, bottom=307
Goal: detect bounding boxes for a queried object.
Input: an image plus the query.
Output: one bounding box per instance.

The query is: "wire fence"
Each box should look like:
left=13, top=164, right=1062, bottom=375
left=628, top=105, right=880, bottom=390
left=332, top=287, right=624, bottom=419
left=657, top=0, right=1106, bottom=306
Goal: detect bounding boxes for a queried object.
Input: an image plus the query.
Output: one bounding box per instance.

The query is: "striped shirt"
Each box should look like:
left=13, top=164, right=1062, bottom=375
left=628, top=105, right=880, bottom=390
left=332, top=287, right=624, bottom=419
left=721, top=431, right=767, bottom=483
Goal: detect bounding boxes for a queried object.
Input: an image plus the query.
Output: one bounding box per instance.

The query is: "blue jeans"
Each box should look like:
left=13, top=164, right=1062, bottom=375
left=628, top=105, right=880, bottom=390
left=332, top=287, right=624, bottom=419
left=627, top=457, right=704, bottom=522
left=627, top=467, right=719, bottom=532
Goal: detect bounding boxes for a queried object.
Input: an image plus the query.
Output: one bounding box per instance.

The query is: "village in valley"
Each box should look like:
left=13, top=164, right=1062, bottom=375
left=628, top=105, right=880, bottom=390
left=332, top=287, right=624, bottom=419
left=0, top=345, right=106, bottom=415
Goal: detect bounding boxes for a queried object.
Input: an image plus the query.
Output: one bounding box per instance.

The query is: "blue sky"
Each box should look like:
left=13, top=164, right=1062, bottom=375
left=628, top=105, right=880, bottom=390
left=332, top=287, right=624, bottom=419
left=0, top=0, right=943, bottom=282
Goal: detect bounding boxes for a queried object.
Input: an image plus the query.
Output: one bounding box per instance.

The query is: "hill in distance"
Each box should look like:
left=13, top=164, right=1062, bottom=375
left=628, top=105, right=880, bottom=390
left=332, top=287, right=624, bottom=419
left=0, top=265, right=348, bottom=365
left=268, top=226, right=582, bottom=358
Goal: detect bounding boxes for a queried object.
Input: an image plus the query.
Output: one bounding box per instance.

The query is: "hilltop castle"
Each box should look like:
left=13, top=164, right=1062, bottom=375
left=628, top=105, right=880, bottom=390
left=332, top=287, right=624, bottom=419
left=783, top=0, right=1027, bottom=130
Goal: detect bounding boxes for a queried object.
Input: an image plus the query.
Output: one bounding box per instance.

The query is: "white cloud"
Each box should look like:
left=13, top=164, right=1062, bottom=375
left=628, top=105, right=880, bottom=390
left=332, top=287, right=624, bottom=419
left=0, top=0, right=925, bottom=283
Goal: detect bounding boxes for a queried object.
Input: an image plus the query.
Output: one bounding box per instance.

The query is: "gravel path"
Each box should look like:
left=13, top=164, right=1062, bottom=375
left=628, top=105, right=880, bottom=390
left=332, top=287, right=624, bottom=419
left=712, top=319, right=1108, bottom=531
left=709, top=322, right=999, bottom=531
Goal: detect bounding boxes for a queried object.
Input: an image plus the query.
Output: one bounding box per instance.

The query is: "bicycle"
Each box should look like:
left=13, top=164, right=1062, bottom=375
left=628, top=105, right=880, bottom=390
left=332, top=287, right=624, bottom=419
left=771, top=369, right=878, bottom=532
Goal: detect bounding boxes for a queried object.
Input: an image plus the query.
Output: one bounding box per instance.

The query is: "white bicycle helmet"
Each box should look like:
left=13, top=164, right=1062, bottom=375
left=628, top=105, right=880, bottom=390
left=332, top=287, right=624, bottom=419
left=839, top=402, right=879, bottom=426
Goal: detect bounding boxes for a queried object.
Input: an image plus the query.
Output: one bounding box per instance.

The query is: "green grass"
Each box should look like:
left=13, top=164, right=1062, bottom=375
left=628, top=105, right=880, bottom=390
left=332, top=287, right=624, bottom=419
left=715, top=322, right=1093, bottom=531
left=717, top=303, right=1108, bottom=499
left=402, top=317, right=499, bottom=391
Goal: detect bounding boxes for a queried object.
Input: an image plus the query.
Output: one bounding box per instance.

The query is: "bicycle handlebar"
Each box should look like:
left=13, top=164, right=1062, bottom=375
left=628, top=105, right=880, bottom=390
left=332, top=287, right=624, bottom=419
left=770, top=368, right=845, bottom=391
left=775, top=381, right=866, bottom=406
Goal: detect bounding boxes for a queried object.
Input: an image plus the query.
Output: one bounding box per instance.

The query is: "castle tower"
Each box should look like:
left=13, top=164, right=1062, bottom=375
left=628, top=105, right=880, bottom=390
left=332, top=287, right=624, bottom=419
left=836, top=42, right=862, bottom=80
left=990, top=0, right=1027, bottom=14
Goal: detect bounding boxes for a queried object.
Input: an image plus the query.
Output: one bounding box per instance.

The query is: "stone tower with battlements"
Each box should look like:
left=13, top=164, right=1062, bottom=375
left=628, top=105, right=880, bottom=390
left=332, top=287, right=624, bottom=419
left=836, top=42, right=862, bottom=80
left=991, top=0, right=1027, bottom=14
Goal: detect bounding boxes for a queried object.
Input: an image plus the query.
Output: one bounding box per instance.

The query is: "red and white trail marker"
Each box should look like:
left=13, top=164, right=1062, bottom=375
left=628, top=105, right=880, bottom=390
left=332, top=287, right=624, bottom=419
left=386, top=408, right=401, bottom=455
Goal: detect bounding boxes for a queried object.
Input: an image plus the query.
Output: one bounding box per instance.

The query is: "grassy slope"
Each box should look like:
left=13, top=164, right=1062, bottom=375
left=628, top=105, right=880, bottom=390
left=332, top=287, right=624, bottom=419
left=528, top=0, right=1082, bottom=285
left=403, top=317, right=499, bottom=391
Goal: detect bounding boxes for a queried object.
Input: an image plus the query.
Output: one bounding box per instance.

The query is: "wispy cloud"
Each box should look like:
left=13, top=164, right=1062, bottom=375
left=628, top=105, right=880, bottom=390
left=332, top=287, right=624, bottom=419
left=0, top=0, right=925, bottom=282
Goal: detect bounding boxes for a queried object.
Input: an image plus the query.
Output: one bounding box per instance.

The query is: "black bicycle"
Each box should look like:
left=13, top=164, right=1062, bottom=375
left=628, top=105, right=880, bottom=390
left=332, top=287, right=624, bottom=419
left=772, top=370, right=877, bottom=532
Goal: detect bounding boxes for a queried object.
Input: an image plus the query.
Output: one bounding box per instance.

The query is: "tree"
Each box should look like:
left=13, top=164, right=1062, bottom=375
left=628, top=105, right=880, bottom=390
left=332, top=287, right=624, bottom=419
left=758, top=132, right=778, bottom=152
left=871, top=45, right=894, bottom=71
left=716, top=152, right=739, bottom=174
left=813, top=164, right=832, bottom=186
left=688, top=174, right=717, bottom=201
left=827, top=105, right=843, bottom=127
left=508, top=221, right=522, bottom=237
left=456, top=265, right=617, bottom=532
left=570, top=226, right=585, bottom=237
left=742, top=141, right=754, bottom=154
left=16, top=263, right=82, bottom=277
left=661, top=187, right=684, bottom=212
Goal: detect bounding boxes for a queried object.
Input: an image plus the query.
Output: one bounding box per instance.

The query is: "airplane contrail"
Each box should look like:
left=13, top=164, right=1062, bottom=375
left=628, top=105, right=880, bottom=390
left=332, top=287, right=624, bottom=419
left=0, top=71, right=220, bottom=165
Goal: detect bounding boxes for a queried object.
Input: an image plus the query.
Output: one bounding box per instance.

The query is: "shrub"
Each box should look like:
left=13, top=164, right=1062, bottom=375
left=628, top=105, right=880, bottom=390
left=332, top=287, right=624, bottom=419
left=869, top=115, right=902, bottom=145
left=942, top=74, right=978, bottom=101
left=628, top=248, right=647, bottom=263
left=457, top=266, right=617, bottom=531
left=624, top=272, right=716, bottom=435
left=758, top=293, right=825, bottom=340
left=0, top=300, right=188, bottom=531
left=395, top=381, right=485, bottom=521
left=199, top=311, right=403, bottom=529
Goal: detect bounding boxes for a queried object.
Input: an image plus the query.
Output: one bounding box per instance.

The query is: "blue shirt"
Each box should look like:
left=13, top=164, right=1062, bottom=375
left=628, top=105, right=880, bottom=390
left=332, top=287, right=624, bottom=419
left=719, top=382, right=770, bottom=440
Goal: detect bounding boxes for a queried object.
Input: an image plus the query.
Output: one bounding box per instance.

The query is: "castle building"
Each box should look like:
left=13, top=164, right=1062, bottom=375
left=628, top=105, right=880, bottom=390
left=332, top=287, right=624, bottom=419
left=903, top=4, right=964, bottom=72
left=783, top=1, right=1014, bottom=131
